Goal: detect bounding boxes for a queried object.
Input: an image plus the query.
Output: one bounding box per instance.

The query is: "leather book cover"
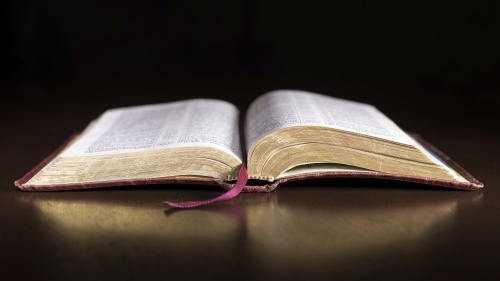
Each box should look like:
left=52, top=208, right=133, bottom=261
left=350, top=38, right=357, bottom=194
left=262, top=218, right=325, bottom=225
left=15, top=133, right=484, bottom=192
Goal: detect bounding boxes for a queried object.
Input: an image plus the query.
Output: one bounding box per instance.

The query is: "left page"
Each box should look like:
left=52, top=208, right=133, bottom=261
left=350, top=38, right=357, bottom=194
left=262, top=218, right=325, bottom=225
left=22, top=99, right=243, bottom=187
left=61, top=99, right=243, bottom=161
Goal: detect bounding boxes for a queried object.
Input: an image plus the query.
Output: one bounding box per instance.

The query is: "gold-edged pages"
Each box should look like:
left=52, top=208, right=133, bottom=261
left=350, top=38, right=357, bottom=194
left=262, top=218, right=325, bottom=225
left=25, top=90, right=467, bottom=187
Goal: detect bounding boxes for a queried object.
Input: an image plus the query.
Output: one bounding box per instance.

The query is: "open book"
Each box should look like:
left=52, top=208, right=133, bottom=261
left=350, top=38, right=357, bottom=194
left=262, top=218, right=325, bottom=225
left=16, top=90, right=483, bottom=192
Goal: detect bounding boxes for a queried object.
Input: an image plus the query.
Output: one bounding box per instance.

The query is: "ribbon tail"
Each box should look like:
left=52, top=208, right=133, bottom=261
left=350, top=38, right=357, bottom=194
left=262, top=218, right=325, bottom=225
left=163, top=163, right=248, bottom=208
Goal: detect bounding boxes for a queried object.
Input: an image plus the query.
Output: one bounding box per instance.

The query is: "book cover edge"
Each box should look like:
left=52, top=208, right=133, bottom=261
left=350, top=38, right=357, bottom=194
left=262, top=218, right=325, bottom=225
left=15, top=132, right=484, bottom=192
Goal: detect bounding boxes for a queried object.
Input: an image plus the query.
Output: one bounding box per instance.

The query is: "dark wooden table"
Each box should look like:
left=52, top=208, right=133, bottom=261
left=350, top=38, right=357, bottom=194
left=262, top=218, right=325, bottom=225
left=1, top=79, right=499, bottom=281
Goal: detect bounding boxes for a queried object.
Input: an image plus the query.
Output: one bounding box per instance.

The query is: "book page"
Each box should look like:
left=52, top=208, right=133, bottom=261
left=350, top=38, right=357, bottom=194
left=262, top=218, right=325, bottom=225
left=61, top=99, right=242, bottom=161
left=245, top=90, right=415, bottom=151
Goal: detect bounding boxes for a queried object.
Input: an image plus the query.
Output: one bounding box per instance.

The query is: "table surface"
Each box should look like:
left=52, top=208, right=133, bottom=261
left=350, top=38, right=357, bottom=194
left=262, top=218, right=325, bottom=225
left=1, top=80, right=499, bottom=281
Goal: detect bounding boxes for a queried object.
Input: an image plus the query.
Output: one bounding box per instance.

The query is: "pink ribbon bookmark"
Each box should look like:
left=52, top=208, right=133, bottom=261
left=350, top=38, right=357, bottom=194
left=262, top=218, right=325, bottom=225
left=163, top=163, right=248, bottom=208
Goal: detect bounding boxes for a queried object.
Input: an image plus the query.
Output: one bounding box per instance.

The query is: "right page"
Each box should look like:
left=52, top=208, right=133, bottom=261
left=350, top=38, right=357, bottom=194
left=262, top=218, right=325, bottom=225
left=245, top=90, right=466, bottom=183
left=246, top=90, right=415, bottom=150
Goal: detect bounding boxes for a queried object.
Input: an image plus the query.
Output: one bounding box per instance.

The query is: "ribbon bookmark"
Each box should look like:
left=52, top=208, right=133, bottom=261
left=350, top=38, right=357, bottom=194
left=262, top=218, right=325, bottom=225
left=163, top=163, right=248, bottom=209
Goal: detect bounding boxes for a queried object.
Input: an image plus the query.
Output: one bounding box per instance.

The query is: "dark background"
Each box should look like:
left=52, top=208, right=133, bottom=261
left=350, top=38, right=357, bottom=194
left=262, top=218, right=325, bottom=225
left=3, top=0, right=499, bottom=103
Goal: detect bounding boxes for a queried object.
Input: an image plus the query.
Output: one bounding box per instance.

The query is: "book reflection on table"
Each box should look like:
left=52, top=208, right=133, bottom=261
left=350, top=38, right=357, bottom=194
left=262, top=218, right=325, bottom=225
left=19, top=188, right=482, bottom=268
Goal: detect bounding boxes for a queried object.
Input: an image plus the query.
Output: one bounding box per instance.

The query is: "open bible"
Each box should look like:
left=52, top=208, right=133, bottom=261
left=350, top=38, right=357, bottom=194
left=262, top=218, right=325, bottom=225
left=16, top=90, right=483, bottom=192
